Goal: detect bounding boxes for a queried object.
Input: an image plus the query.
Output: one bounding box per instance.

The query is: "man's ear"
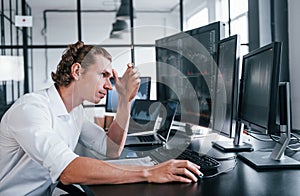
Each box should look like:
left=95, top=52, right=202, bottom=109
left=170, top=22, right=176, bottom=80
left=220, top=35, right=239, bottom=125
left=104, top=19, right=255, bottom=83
left=71, top=63, right=81, bottom=80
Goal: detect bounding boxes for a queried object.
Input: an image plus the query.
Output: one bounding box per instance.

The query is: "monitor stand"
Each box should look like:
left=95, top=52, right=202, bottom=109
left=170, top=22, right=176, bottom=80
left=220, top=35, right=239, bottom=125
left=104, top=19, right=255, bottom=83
left=238, top=125, right=300, bottom=170
left=212, top=121, right=253, bottom=152
left=212, top=140, right=253, bottom=152
left=238, top=82, right=300, bottom=170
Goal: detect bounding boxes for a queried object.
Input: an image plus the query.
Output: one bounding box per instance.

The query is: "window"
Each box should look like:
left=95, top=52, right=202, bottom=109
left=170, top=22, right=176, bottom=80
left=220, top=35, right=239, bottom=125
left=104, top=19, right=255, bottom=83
left=230, top=0, right=249, bottom=55
left=217, top=0, right=249, bottom=56
left=186, top=8, right=208, bottom=30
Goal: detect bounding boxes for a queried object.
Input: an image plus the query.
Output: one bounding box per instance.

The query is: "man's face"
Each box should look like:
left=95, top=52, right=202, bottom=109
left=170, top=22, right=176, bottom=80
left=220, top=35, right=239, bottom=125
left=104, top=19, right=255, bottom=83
left=78, top=55, right=113, bottom=104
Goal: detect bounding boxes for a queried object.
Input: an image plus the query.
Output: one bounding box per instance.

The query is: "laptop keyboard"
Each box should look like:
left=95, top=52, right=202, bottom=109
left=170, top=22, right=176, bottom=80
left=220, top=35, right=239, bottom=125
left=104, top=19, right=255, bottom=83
left=138, top=135, right=156, bottom=142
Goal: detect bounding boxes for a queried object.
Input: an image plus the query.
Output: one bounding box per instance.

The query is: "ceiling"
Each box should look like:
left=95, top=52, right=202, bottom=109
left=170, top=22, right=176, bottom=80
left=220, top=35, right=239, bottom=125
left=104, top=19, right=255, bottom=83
left=26, top=0, right=180, bottom=12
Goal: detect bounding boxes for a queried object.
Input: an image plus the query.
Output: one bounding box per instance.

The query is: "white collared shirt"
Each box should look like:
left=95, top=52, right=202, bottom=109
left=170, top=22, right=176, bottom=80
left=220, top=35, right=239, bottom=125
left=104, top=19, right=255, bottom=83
left=0, top=85, right=107, bottom=195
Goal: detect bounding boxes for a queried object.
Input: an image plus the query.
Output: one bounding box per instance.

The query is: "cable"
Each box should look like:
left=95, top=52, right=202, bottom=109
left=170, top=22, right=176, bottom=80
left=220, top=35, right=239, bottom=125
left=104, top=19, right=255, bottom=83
left=243, top=129, right=268, bottom=136
left=213, top=155, right=237, bottom=161
left=242, top=129, right=300, bottom=152
left=269, top=134, right=280, bottom=142
left=244, top=131, right=273, bottom=142
left=245, top=129, right=300, bottom=144
left=291, top=133, right=300, bottom=142
left=269, top=133, right=300, bottom=151
left=287, top=145, right=300, bottom=152
left=242, top=126, right=300, bottom=153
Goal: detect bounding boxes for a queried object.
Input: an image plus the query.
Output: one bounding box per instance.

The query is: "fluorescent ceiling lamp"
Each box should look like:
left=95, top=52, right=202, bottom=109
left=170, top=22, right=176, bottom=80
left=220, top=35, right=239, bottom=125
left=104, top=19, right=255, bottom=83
left=111, top=20, right=128, bottom=33
left=109, top=32, right=123, bottom=39
left=0, top=56, right=24, bottom=81
left=110, top=20, right=129, bottom=38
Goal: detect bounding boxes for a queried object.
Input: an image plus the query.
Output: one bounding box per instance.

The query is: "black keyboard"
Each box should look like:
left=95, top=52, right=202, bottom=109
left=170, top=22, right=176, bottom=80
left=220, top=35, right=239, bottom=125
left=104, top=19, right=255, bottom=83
left=138, top=135, right=156, bottom=142
left=176, top=148, right=220, bottom=171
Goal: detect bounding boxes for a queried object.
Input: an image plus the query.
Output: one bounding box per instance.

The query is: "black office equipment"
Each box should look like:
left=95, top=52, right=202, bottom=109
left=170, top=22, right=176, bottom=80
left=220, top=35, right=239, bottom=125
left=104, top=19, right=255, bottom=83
left=175, top=148, right=220, bottom=172
left=127, top=100, right=160, bottom=135
left=148, top=147, right=220, bottom=176
left=105, top=76, right=151, bottom=113
left=236, top=42, right=300, bottom=169
left=156, top=21, right=225, bottom=127
left=211, top=35, right=253, bottom=152
left=125, top=100, right=178, bottom=147
left=212, top=35, right=240, bottom=138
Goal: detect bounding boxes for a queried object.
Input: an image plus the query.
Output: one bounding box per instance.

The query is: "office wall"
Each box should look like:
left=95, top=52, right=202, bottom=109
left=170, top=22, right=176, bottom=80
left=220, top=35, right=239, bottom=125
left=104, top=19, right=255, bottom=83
left=29, top=1, right=209, bottom=99
left=30, top=9, right=180, bottom=95
left=288, top=0, right=300, bottom=130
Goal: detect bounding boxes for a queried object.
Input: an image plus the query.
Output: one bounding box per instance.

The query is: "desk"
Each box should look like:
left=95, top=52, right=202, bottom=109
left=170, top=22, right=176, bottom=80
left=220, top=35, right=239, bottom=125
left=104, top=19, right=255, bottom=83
left=87, top=131, right=300, bottom=196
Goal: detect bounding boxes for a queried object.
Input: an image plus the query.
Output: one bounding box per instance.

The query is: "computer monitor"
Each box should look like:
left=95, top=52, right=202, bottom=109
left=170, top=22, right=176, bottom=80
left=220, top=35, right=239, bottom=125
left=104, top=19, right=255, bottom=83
left=237, top=42, right=300, bottom=169
left=156, top=21, right=225, bottom=127
left=211, top=35, right=253, bottom=152
left=105, top=77, right=151, bottom=113
left=239, top=43, right=281, bottom=136
left=212, top=35, right=240, bottom=137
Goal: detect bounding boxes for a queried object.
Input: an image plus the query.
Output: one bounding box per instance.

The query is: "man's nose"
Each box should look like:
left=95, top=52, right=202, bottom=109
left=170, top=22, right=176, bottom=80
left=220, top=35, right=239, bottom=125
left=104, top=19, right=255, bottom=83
left=104, top=78, right=113, bottom=90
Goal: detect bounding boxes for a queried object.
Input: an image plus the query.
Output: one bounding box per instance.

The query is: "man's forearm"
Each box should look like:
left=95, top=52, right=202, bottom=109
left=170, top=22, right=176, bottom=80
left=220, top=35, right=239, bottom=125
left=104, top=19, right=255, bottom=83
left=60, top=157, right=201, bottom=185
left=106, top=97, right=131, bottom=157
left=60, top=157, right=149, bottom=185
left=106, top=121, right=127, bottom=157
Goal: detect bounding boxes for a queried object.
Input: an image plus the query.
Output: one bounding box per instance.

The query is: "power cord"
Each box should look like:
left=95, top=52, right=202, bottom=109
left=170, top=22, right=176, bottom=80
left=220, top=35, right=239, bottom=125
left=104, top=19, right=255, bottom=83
left=244, top=129, right=300, bottom=152
left=243, top=130, right=273, bottom=142
left=213, top=155, right=237, bottom=161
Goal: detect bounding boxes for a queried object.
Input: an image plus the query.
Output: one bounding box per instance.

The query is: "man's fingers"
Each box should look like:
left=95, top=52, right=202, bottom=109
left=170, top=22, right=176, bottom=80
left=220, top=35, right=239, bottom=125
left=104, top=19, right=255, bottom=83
left=112, top=69, right=119, bottom=82
left=171, top=175, right=193, bottom=183
left=168, top=160, right=202, bottom=182
left=127, top=63, right=134, bottom=68
left=173, top=168, right=198, bottom=182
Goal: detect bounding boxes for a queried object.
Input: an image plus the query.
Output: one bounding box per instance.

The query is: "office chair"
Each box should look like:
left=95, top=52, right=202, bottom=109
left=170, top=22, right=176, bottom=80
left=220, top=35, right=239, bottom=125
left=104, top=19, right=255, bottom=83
left=56, top=182, right=94, bottom=196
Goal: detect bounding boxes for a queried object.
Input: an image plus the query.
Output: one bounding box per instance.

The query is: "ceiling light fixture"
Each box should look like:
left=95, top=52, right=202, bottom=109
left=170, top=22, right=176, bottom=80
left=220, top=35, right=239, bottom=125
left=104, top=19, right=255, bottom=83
left=109, top=20, right=128, bottom=38
left=116, top=0, right=136, bottom=20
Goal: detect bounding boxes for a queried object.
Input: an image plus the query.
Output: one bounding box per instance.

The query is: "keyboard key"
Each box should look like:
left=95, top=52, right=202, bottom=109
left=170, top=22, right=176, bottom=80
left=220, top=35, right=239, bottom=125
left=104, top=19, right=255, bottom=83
left=138, top=135, right=156, bottom=142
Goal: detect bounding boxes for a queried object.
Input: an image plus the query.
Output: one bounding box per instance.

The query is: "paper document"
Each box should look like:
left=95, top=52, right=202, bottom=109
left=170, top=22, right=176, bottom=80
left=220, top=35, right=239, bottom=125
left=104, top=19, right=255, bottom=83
left=105, top=156, right=157, bottom=166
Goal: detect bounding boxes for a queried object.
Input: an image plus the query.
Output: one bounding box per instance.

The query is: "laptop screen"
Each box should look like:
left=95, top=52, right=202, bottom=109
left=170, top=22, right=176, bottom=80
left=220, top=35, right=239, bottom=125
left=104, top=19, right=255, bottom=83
left=130, top=100, right=161, bottom=122
left=129, top=100, right=161, bottom=134
left=128, top=100, right=178, bottom=142
left=156, top=100, right=178, bottom=142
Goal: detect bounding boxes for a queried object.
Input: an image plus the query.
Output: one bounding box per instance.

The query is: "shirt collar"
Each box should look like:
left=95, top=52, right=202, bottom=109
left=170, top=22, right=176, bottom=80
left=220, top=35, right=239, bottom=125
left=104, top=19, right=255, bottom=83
left=47, top=85, right=69, bottom=117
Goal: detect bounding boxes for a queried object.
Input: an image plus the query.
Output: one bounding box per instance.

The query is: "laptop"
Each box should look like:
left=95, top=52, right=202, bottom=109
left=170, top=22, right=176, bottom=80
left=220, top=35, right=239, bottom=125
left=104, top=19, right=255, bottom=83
left=125, top=99, right=178, bottom=147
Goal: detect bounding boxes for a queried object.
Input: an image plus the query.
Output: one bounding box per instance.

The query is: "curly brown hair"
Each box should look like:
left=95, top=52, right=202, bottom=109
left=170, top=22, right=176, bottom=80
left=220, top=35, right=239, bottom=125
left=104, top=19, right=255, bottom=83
left=51, top=41, right=112, bottom=87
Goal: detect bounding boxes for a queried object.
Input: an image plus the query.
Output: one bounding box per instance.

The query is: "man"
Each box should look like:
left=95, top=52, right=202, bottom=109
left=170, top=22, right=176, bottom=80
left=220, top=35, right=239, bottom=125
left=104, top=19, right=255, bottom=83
left=0, top=41, right=201, bottom=195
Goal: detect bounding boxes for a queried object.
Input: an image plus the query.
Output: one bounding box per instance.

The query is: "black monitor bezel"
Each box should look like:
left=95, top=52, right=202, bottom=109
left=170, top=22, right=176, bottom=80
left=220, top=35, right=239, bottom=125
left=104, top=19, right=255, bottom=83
left=155, top=21, right=224, bottom=62
left=238, top=42, right=281, bottom=135
left=212, top=34, right=240, bottom=138
left=105, top=76, right=151, bottom=113
left=155, top=21, right=224, bottom=126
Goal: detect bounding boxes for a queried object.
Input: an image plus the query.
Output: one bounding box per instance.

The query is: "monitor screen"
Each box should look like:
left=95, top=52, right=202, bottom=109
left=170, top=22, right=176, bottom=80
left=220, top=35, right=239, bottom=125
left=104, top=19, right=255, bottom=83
left=130, top=100, right=160, bottom=122
left=128, top=100, right=161, bottom=134
left=213, top=35, right=240, bottom=138
left=156, top=21, right=225, bottom=127
left=128, top=99, right=178, bottom=141
left=105, top=77, right=151, bottom=113
left=238, top=42, right=281, bottom=134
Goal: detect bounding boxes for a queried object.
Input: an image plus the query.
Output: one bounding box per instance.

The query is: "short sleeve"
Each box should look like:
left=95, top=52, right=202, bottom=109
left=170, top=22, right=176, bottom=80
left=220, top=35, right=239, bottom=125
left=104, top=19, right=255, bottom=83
left=79, top=119, right=107, bottom=156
